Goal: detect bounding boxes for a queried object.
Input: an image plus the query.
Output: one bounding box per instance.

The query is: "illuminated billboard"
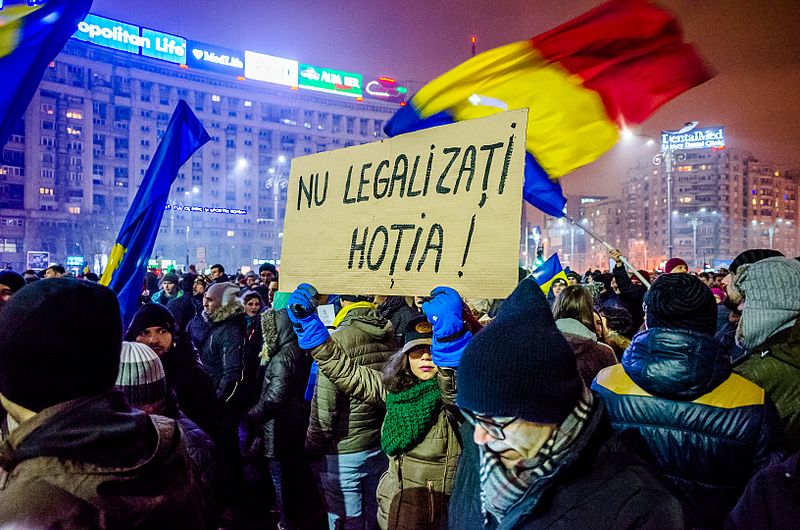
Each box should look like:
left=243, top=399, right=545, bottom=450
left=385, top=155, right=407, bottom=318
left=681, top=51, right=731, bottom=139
left=364, top=76, right=408, bottom=103
left=187, top=40, right=244, bottom=75
left=73, top=13, right=143, bottom=54
left=244, top=50, right=298, bottom=87
left=141, top=27, right=187, bottom=65
left=298, top=64, right=362, bottom=97
left=661, top=122, right=725, bottom=151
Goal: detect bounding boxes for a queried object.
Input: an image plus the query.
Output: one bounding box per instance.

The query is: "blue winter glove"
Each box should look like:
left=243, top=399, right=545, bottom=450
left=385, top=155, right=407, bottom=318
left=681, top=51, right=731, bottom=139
left=288, top=283, right=330, bottom=349
left=422, top=286, right=472, bottom=368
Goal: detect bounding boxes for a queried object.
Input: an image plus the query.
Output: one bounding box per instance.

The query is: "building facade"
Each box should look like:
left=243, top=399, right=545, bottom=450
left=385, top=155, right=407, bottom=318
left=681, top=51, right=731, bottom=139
left=0, top=18, right=401, bottom=273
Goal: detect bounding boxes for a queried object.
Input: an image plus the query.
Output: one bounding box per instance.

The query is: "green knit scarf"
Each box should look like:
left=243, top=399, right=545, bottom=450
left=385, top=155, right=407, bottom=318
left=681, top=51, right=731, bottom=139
left=381, top=378, right=442, bottom=456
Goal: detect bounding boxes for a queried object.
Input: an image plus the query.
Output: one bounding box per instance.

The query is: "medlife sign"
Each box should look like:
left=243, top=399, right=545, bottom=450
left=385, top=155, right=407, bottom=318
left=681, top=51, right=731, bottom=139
left=73, top=14, right=144, bottom=54
left=187, top=40, right=245, bottom=75
left=280, top=109, right=527, bottom=299
left=661, top=122, right=725, bottom=151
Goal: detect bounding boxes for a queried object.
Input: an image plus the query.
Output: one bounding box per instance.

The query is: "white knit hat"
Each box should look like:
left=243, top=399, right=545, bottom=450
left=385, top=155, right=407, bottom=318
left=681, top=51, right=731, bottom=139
left=116, top=342, right=167, bottom=409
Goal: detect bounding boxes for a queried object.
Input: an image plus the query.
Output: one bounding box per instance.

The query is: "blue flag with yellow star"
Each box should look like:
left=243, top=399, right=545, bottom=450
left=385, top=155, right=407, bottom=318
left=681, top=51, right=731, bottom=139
left=100, top=100, right=209, bottom=327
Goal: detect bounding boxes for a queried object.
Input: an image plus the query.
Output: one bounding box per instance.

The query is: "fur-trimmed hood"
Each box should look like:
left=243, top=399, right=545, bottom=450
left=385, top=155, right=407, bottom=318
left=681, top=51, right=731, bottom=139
left=205, top=301, right=244, bottom=324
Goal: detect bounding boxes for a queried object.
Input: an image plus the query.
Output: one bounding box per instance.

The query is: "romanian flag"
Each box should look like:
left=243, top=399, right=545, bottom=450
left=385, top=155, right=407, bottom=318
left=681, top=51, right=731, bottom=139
left=384, top=0, right=712, bottom=217
left=531, top=253, right=569, bottom=295
left=0, top=0, right=92, bottom=147
left=100, top=101, right=210, bottom=327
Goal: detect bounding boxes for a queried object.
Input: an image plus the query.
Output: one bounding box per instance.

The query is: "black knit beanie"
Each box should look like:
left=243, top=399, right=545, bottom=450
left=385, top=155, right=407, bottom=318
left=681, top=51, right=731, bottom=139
left=457, top=277, right=583, bottom=424
left=125, top=303, right=177, bottom=341
left=644, top=274, right=717, bottom=335
left=0, top=270, right=25, bottom=293
left=730, top=248, right=784, bottom=274
left=0, top=279, right=122, bottom=412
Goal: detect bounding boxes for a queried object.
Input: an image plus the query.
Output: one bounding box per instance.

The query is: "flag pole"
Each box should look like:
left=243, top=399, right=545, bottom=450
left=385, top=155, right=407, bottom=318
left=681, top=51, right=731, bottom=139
left=563, top=215, right=651, bottom=289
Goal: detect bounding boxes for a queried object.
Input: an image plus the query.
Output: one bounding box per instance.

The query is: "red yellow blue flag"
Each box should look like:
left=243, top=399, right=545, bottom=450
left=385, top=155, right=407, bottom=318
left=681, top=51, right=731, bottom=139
left=385, top=0, right=712, bottom=217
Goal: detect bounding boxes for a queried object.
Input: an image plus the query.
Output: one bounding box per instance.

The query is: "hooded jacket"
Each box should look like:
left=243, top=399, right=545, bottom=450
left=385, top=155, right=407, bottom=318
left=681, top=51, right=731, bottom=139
left=0, top=390, right=207, bottom=529
left=555, top=318, right=618, bottom=387
left=593, top=327, right=781, bottom=528
left=247, top=308, right=313, bottom=459
left=306, top=303, right=395, bottom=456
left=197, top=302, right=246, bottom=405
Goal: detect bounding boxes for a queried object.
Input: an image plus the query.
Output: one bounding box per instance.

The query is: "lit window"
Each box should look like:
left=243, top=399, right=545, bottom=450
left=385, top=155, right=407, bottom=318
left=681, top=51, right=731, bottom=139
left=244, top=100, right=252, bottom=107
left=211, top=94, right=221, bottom=102
left=66, top=126, right=81, bottom=136
left=66, top=110, right=83, bottom=120
left=68, top=206, right=81, bottom=214
left=227, top=230, right=235, bottom=237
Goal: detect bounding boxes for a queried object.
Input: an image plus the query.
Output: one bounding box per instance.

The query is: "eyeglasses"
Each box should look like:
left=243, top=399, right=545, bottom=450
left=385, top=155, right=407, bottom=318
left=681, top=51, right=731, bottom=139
left=459, top=408, right=517, bottom=440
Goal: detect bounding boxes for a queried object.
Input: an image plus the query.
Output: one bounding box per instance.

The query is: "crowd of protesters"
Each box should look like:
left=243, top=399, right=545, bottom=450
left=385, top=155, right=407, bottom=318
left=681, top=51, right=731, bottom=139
left=0, top=247, right=798, bottom=530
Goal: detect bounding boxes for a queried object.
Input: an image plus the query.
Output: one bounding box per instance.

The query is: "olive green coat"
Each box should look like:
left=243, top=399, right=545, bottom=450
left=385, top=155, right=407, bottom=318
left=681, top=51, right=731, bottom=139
left=313, top=337, right=461, bottom=530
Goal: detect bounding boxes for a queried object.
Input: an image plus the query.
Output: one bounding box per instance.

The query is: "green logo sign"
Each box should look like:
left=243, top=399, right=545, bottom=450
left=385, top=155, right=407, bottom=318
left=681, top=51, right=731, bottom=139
left=298, top=64, right=362, bottom=97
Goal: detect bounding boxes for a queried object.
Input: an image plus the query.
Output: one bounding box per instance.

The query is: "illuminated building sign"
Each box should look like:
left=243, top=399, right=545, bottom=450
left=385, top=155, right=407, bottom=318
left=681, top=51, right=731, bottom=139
left=141, top=27, right=187, bottom=64
left=187, top=40, right=244, bottom=75
left=364, top=76, right=408, bottom=103
left=165, top=203, right=248, bottom=216
left=244, top=50, right=298, bottom=87
left=74, top=14, right=143, bottom=54
left=298, top=64, right=362, bottom=97
left=65, top=256, right=85, bottom=267
left=661, top=122, right=725, bottom=151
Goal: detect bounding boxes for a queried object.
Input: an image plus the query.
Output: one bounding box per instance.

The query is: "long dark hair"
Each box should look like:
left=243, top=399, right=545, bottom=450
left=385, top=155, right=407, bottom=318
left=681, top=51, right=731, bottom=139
left=552, top=285, right=596, bottom=332
left=382, top=349, right=418, bottom=393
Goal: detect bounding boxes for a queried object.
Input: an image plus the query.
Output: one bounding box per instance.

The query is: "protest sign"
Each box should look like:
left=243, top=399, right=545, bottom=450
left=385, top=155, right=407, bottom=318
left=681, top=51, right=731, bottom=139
left=280, top=109, right=526, bottom=298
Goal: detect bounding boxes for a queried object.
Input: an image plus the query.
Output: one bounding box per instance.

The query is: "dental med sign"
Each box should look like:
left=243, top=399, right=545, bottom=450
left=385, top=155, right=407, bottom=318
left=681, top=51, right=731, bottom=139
left=280, top=109, right=527, bottom=299
left=187, top=40, right=245, bottom=75
left=661, top=122, right=725, bottom=151
left=298, top=64, right=363, bottom=97
left=74, top=14, right=142, bottom=54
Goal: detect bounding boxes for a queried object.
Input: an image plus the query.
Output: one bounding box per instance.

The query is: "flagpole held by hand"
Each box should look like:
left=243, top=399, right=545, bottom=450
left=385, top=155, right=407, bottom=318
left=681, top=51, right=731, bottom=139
left=563, top=215, right=651, bottom=289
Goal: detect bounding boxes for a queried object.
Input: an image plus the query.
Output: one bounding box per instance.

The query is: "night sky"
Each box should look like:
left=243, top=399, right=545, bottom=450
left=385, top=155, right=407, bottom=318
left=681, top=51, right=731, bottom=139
left=91, top=0, right=800, bottom=197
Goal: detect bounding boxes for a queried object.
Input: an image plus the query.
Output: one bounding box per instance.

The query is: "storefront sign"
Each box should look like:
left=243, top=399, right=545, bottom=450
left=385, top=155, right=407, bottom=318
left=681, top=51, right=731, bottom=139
left=244, top=50, right=298, bottom=87
left=164, top=203, right=248, bottom=215
left=298, top=64, right=362, bottom=97
left=364, top=76, right=408, bottom=103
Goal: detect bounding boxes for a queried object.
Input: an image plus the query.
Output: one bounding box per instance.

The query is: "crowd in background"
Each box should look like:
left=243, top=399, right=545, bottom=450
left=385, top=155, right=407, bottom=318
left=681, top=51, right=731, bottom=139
left=0, top=247, right=798, bottom=530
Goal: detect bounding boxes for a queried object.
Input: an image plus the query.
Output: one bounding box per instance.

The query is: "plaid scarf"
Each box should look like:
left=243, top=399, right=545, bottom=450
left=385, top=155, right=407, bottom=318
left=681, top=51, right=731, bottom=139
left=479, top=386, right=594, bottom=525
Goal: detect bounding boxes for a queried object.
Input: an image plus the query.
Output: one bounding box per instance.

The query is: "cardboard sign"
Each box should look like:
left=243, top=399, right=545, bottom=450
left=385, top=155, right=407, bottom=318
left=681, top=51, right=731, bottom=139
left=280, top=109, right=527, bottom=298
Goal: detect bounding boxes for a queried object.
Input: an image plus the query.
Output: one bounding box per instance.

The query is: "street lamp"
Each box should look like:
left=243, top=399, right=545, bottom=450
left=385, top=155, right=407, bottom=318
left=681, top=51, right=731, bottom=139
left=266, top=155, right=289, bottom=264
left=652, top=148, right=686, bottom=260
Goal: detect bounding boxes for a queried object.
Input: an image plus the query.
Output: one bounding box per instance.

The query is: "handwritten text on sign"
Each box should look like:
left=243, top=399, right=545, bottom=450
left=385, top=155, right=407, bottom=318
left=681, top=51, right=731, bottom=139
left=280, top=109, right=526, bottom=298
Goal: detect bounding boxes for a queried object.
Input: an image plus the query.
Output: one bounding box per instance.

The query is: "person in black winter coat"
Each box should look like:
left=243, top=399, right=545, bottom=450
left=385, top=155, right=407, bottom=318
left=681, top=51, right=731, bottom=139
left=125, top=303, right=224, bottom=446
left=593, top=274, right=782, bottom=529
left=168, top=275, right=202, bottom=332
left=450, top=278, right=684, bottom=529
left=375, top=295, right=418, bottom=343
left=246, top=308, right=321, bottom=529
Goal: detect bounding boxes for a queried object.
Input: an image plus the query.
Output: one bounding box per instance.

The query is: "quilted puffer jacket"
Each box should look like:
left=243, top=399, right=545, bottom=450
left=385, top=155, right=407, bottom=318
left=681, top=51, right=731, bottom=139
left=592, top=327, right=782, bottom=529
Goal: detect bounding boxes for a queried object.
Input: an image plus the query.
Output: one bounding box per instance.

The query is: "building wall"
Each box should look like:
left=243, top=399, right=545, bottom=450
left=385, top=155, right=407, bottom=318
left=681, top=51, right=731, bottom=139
left=0, top=39, right=398, bottom=272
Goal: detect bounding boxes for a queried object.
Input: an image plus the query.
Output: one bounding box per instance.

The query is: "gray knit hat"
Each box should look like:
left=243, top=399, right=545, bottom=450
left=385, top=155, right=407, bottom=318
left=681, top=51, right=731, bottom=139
left=116, top=342, right=167, bottom=411
left=734, top=257, right=800, bottom=350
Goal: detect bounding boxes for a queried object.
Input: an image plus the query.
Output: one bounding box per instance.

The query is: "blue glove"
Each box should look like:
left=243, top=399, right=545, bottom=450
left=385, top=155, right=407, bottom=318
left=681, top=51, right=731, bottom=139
left=422, top=286, right=472, bottom=368
left=288, top=283, right=329, bottom=349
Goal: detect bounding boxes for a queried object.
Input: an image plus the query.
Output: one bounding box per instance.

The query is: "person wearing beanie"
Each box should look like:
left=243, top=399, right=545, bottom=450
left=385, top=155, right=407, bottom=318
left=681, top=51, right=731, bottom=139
left=565, top=270, right=581, bottom=286
left=0, top=279, right=207, bottom=528
left=291, top=289, right=467, bottom=529
left=448, top=277, right=682, bottom=529
left=0, top=270, right=25, bottom=310
left=151, top=272, right=183, bottom=305
left=167, top=273, right=201, bottom=332
left=125, top=303, right=222, bottom=445
left=593, top=273, right=781, bottom=528
left=117, top=342, right=226, bottom=526
left=717, top=248, right=786, bottom=363
left=733, top=256, right=800, bottom=452
left=664, top=257, right=689, bottom=274
left=286, top=283, right=397, bottom=529
left=608, top=248, right=647, bottom=330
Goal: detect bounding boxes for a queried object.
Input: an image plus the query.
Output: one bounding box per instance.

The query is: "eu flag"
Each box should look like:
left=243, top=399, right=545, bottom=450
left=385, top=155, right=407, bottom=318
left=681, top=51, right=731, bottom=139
left=100, top=100, right=210, bottom=327
left=0, top=0, right=92, bottom=147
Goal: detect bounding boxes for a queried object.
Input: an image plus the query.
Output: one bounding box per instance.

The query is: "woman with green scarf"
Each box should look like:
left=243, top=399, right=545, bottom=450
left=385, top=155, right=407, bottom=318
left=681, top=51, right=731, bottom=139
left=298, top=286, right=473, bottom=530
